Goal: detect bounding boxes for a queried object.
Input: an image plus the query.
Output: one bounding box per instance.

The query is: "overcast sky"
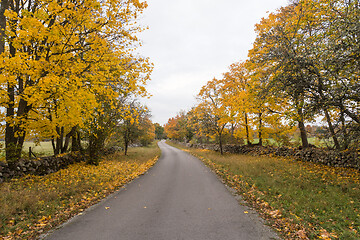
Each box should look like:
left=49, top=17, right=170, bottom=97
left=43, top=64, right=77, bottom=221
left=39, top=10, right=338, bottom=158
left=139, top=0, right=288, bottom=125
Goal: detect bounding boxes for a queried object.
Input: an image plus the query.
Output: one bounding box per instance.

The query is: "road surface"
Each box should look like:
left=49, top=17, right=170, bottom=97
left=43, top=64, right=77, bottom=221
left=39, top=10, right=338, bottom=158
left=43, top=141, right=278, bottom=240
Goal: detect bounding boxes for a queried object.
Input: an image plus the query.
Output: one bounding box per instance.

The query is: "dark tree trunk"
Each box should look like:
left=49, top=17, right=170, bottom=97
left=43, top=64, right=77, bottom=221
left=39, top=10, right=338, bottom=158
left=0, top=0, right=9, bottom=54
left=88, top=133, right=100, bottom=165
left=218, top=124, right=226, bottom=155
left=5, top=84, right=17, bottom=162
left=323, top=108, right=340, bottom=150
left=54, top=127, right=61, bottom=155
left=124, top=129, right=130, bottom=156
left=219, top=134, right=223, bottom=155
left=71, top=128, right=83, bottom=152
left=61, top=127, right=76, bottom=153
left=245, top=112, right=251, bottom=145
left=51, top=138, right=56, bottom=154
left=5, top=47, right=30, bottom=162
left=340, top=110, right=349, bottom=149
left=258, top=112, right=263, bottom=146
left=53, top=127, right=69, bottom=155
left=297, top=107, right=309, bottom=148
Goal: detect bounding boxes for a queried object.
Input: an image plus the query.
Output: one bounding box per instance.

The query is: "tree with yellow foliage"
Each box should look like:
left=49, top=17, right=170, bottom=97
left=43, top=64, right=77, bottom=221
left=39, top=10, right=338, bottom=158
left=118, top=100, right=153, bottom=156
left=221, top=61, right=253, bottom=145
left=0, top=0, right=151, bottom=162
left=194, top=78, right=232, bottom=154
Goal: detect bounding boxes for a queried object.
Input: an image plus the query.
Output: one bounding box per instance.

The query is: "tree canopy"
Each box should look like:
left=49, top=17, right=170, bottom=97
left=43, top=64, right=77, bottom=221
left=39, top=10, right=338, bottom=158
left=0, top=0, right=154, bottom=162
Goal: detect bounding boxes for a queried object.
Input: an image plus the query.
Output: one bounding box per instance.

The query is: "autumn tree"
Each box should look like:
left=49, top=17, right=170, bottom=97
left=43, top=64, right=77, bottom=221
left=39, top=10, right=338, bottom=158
left=154, top=123, right=166, bottom=139
left=164, top=111, right=194, bottom=142
left=248, top=3, right=315, bottom=148
left=221, top=61, right=254, bottom=145
left=0, top=0, right=151, bottom=162
left=249, top=0, right=359, bottom=149
left=194, top=78, right=231, bottom=154
left=118, top=100, right=153, bottom=155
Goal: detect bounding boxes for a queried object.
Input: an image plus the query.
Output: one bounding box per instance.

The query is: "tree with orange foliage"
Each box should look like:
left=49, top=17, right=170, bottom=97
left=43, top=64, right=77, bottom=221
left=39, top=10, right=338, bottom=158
left=164, top=111, right=193, bottom=142
left=221, top=61, right=253, bottom=145
left=194, top=78, right=231, bottom=154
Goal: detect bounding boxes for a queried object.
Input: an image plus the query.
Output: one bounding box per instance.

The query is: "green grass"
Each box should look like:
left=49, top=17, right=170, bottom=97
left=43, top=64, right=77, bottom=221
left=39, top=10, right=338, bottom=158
left=0, top=141, right=54, bottom=162
left=168, top=141, right=360, bottom=240
left=0, top=142, right=160, bottom=239
left=22, top=141, right=54, bottom=157
left=249, top=137, right=331, bottom=148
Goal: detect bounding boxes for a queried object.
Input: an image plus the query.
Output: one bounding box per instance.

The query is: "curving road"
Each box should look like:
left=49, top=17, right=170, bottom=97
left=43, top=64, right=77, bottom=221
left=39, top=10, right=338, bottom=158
left=43, top=141, right=278, bottom=240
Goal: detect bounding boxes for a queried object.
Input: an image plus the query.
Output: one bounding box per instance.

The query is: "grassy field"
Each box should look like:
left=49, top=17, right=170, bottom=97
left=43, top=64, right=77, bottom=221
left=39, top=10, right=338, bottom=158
left=0, top=141, right=54, bottom=162
left=0, top=142, right=160, bottom=239
left=168, top=141, right=360, bottom=240
left=248, top=137, right=331, bottom=148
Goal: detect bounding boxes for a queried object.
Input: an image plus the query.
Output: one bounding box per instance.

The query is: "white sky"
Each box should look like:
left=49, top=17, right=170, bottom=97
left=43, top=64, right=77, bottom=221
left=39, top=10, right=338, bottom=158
left=139, top=0, right=288, bottom=125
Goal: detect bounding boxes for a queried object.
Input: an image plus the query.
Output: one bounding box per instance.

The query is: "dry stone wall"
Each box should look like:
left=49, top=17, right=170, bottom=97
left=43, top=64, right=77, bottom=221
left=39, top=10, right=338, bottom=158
left=0, top=152, right=85, bottom=183
left=185, top=143, right=360, bottom=170
left=0, top=146, right=123, bottom=183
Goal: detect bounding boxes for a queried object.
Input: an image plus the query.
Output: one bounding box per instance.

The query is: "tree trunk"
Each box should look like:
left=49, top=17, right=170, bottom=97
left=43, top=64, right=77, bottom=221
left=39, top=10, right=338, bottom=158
left=316, top=75, right=340, bottom=149
left=53, top=126, right=66, bottom=155
left=5, top=84, right=17, bottom=162
left=71, top=128, right=83, bottom=152
left=5, top=38, right=18, bottom=162
left=258, top=112, right=263, bottom=146
left=51, top=138, right=56, bottom=154
left=124, top=136, right=129, bottom=156
left=340, top=110, right=349, bottom=149
left=323, top=108, right=340, bottom=150
left=297, top=107, right=309, bottom=148
left=88, top=133, right=100, bottom=165
left=0, top=0, right=9, bottom=54
left=54, top=127, right=61, bottom=155
left=61, top=127, right=76, bottom=153
left=219, top=133, right=223, bottom=155
left=3, top=2, right=30, bottom=163
left=124, top=127, right=131, bottom=156
left=245, top=112, right=251, bottom=145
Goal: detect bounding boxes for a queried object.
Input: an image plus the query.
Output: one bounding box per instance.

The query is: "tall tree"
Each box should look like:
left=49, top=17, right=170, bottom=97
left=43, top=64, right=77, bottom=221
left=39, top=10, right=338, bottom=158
left=118, top=100, right=152, bottom=155
left=195, top=78, right=230, bottom=154
left=249, top=3, right=312, bottom=148
left=0, top=0, right=150, bottom=162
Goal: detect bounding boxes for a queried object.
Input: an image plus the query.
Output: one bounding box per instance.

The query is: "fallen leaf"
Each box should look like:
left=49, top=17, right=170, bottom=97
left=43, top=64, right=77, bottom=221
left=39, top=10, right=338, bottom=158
left=296, top=229, right=308, bottom=239
left=319, top=229, right=331, bottom=240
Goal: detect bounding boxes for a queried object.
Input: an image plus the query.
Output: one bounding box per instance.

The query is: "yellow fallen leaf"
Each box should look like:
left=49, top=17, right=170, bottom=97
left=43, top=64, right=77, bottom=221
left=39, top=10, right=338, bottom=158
left=296, top=229, right=308, bottom=239
left=105, top=207, right=110, bottom=210
left=319, top=229, right=331, bottom=240
left=244, top=211, right=248, bottom=214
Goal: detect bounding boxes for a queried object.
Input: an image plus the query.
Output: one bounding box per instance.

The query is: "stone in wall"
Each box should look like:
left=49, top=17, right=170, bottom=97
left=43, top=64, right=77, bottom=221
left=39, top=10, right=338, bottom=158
left=0, top=152, right=85, bottom=182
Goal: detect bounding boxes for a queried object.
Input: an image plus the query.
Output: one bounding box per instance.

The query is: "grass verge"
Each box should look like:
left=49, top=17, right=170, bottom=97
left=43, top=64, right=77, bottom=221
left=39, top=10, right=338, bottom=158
left=167, top=141, right=360, bottom=240
left=0, top=142, right=160, bottom=239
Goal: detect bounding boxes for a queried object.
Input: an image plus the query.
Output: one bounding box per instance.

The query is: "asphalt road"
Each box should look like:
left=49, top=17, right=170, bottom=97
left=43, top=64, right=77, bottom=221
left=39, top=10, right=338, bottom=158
left=43, top=141, right=278, bottom=240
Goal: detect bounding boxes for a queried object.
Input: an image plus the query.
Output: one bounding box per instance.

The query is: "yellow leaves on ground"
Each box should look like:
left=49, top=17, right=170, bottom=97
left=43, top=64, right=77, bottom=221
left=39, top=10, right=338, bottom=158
left=0, top=153, right=159, bottom=239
